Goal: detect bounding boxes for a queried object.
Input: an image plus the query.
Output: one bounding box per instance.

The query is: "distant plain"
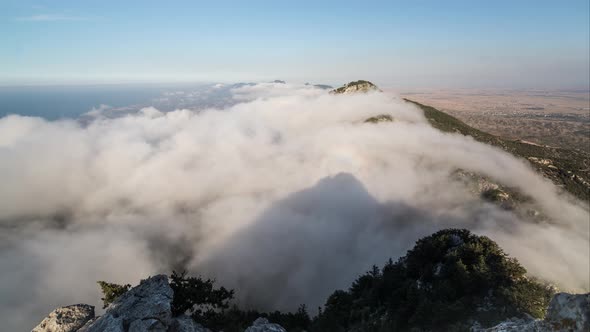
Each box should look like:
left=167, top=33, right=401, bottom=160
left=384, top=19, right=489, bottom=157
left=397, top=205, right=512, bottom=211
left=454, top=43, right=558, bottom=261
left=396, top=89, right=590, bottom=152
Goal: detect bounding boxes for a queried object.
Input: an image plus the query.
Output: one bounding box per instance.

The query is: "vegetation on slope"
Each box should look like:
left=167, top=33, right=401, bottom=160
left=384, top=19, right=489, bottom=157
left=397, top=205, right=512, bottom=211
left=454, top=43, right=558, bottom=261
left=169, top=270, right=234, bottom=324
left=99, top=229, right=553, bottom=332
left=313, top=229, right=554, bottom=332
left=404, top=99, right=590, bottom=202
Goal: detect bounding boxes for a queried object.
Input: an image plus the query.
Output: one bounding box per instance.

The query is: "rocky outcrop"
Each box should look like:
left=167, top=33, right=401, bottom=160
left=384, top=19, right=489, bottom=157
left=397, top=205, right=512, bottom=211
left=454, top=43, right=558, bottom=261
left=31, top=276, right=287, bottom=332
left=545, top=293, right=590, bottom=331
left=244, top=317, right=287, bottom=332
left=32, top=304, right=95, bottom=332
left=331, top=80, right=381, bottom=94
left=473, top=292, right=590, bottom=332
left=32, top=275, right=201, bottom=332
left=85, top=274, right=172, bottom=332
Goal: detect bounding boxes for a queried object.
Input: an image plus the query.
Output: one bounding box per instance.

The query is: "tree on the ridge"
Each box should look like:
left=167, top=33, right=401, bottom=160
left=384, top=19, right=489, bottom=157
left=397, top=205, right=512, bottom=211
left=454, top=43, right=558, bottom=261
left=97, top=281, right=131, bottom=308
left=169, top=270, right=234, bottom=321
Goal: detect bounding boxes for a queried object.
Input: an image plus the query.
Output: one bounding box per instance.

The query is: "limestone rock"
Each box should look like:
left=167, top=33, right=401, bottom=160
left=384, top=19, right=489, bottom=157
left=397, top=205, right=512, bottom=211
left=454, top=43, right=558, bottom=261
left=84, top=314, right=123, bottom=332
left=128, top=318, right=167, bottom=332
left=86, top=275, right=173, bottom=332
left=76, top=318, right=97, bottom=332
left=31, top=304, right=95, bottom=332
left=33, top=275, right=215, bottom=332
left=244, top=317, right=287, bottom=332
left=545, top=293, right=590, bottom=331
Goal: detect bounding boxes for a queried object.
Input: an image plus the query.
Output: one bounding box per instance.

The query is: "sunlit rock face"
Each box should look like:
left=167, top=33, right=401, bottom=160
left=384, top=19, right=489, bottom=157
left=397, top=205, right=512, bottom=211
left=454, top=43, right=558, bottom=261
left=331, top=80, right=382, bottom=94
left=32, top=304, right=95, bottom=332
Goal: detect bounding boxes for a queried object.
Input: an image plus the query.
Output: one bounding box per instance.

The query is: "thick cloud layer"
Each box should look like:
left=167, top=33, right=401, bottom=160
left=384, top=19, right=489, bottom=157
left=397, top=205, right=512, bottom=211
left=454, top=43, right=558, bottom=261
left=0, top=83, right=588, bottom=330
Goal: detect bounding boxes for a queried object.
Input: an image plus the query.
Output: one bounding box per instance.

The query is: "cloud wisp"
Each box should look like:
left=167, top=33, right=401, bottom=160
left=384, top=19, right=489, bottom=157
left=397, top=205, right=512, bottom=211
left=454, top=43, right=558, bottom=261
left=16, top=14, right=93, bottom=22
left=0, top=83, right=588, bottom=330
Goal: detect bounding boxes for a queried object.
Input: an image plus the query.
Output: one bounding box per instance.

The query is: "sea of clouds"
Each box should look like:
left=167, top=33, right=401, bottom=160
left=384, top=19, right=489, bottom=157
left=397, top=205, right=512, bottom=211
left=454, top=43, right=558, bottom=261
left=0, top=83, right=588, bottom=330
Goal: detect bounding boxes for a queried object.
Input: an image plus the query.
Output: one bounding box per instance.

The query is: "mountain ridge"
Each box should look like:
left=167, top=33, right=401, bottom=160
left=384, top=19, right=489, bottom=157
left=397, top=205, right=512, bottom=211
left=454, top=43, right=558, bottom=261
left=403, top=99, right=590, bottom=202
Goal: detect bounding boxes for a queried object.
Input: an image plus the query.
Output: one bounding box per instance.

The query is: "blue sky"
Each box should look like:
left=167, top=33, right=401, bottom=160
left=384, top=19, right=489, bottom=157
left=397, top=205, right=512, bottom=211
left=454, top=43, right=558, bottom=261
left=1, top=0, right=589, bottom=88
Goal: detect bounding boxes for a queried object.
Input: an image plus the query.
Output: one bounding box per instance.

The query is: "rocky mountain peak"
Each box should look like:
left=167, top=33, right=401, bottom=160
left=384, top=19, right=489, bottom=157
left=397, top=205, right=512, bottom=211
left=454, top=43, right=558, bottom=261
left=331, top=80, right=381, bottom=94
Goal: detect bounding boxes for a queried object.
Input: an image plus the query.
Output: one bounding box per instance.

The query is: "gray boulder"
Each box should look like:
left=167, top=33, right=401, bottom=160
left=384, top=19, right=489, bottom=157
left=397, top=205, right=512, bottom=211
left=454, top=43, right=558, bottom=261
left=86, top=275, right=173, bottom=332
left=473, top=292, right=590, bottom=332
left=244, top=317, right=287, bottom=332
left=545, top=293, right=590, bottom=331
left=83, top=314, right=123, bottom=332
left=76, top=317, right=97, bottom=332
left=31, top=304, right=95, bottom=332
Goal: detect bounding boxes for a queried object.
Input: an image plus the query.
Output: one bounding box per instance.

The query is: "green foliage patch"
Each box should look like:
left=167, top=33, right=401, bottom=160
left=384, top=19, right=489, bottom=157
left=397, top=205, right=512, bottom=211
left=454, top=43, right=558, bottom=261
left=169, top=270, right=234, bottom=324
left=97, top=281, right=131, bottom=308
left=312, top=229, right=554, bottom=331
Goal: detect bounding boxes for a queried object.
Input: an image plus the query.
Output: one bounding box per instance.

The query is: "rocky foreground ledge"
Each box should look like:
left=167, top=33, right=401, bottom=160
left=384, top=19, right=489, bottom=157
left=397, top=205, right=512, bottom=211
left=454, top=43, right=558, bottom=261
left=472, top=293, right=589, bottom=332
left=32, top=275, right=286, bottom=332
left=32, top=275, right=588, bottom=332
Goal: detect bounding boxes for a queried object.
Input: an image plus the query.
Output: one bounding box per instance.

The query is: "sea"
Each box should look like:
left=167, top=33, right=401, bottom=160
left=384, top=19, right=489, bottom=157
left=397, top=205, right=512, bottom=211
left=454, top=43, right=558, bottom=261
left=0, top=83, right=220, bottom=120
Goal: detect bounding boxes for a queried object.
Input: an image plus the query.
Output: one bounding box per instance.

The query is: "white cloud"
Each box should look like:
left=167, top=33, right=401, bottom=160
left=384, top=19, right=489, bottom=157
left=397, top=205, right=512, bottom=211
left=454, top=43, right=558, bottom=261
left=16, top=14, right=92, bottom=22
left=0, top=84, right=587, bottom=330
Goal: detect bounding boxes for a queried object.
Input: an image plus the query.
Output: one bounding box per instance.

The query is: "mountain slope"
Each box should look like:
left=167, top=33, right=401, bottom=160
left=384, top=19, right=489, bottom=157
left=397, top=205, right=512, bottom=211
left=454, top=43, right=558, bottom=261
left=404, top=99, right=590, bottom=202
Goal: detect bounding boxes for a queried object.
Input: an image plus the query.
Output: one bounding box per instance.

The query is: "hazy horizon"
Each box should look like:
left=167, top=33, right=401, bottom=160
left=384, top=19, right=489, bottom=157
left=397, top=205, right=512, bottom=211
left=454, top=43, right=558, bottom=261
left=2, top=0, right=589, bottom=89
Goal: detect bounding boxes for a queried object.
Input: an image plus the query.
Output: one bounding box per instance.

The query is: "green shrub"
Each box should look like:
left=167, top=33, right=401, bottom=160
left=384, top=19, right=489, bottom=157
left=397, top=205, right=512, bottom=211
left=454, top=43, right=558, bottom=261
left=97, top=281, right=131, bottom=308
left=169, top=270, right=234, bottom=322
left=313, top=229, right=554, bottom=331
